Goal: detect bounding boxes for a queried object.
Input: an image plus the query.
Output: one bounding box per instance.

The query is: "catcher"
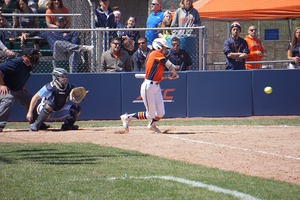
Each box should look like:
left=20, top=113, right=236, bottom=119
left=26, top=68, right=88, bottom=131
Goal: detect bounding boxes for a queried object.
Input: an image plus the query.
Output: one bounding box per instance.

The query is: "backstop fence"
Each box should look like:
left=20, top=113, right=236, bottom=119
left=0, top=26, right=207, bottom=73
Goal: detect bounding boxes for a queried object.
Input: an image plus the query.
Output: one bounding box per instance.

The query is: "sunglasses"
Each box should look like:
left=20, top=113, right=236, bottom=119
left=249, top=29, right=257, bottom=32
left=151, top=3, right=158, bottom=6
left=138, top=42, right=146, bottom=45
left=171, top=43, right=180, bottom=47
left=113, top=43, right=121, bottom=46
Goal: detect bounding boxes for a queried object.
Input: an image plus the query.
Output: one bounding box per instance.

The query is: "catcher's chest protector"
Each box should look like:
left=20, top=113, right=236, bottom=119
left=46, top=82, right=73, bottom=111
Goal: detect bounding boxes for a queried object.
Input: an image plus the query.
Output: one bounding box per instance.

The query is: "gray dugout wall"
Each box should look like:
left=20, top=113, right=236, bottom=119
left=8, top=69, right=300, bottom=122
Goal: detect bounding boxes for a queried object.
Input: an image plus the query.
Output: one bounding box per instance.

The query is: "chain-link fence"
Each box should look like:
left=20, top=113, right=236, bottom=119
left=96, top=26, right=206, bottom=72
left=1, top=0, right=298, bottom=72
left=203, top=20, right=296, bottom=70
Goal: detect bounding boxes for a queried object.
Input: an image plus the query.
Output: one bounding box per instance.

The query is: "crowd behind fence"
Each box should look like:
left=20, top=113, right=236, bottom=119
left=0, top=24, right=295, bottom=73
left=1, top=26, right=207, bottom=73
left=0, top=0, right=297, bottom=73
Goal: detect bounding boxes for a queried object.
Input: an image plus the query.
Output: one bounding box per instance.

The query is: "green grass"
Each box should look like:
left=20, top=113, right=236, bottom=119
left=5, top=117, right=300, bottom=130
left=0, top=142, right=299, bottom=199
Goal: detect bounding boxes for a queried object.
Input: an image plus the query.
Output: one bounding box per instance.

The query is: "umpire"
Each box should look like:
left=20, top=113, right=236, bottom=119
left=0, top=47, right=47, bottom=130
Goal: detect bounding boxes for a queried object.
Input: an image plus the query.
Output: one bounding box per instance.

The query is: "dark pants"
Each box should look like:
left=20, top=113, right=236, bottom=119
left=11, top=90, right=38, bottom=123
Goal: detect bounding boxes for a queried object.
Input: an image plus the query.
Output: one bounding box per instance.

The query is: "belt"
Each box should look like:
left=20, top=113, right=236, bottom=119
left=150, top=81, right=160, bottom=85
left=145, top=79, right=160, bottom=85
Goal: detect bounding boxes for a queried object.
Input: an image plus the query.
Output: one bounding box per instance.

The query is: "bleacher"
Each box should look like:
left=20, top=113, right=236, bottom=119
left=1, top=0, right=54, bottom=73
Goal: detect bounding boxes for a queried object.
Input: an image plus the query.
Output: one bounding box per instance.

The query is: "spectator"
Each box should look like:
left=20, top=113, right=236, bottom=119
left=113, top=6, right=122, bottom=36
left=0, top=14, right=19, bottom=63
left=95, top=0, right=116, bottom=41
left=100, top=37, right=131, bottom=72
left=145, top=0, right=164, bottom=46
left=244, top=25, right=264, bottom=69
left=132, top=37, right=151, bottom=72
left=10, top=0, right=39, bottom=50
left=95, top=0, right=115, bottom=28
left=165, top=36, right=192, bottom=71
left=113, top=6, right=122, bottom=29
left=28, top=0, right=38, bottom=9
left=223, top=21, right=249, bottom=70
left=0, top=47, right=49, bottom=130
left=0, top=0, right=11, bottom=9
left=287, top=27, right=300, bottom=69
left=119, top=16, right=140, bottom=60
left=39, top=16, right=94, bottom=73
left=157, top=10, right=172, bottom=40
left=171, top=0, right=201, bottom=35
left=46, top=0, right=71, bottom=28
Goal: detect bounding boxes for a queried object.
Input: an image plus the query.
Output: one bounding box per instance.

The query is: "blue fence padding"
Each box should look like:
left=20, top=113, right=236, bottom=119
left=8, top=70, right=300, bottom=122
left=121, top=72, right=187, bottom=118
left=69, top=73, right=122, bottom=120
left=9, top=73, right=122, bottom=122
left=187, top=70, right=253, bottom=117
left=252, top=69, right=300, bottom=115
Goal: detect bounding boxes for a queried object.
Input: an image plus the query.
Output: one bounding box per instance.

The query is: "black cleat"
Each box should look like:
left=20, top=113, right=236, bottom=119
left=40, top=123, right=50, bottom=130
left=61, top=124, right=79, bottom=130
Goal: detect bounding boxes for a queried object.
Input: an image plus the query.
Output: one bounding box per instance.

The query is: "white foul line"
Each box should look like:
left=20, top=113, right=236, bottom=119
left=70, top=176, right=262, bottom=200
left=169, top=136, right=300, bottom=160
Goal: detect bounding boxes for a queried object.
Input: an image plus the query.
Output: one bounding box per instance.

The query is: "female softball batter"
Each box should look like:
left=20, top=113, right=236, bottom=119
left=121, top=38, right=178, bottom=133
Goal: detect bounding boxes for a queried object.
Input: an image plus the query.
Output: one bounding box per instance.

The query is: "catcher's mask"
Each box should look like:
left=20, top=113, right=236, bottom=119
left=52, top=68, right=69, bottom=90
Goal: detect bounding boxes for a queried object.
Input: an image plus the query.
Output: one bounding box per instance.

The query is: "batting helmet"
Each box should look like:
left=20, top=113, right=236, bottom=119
left=152, top=38, right=170, bottom=51
left=52, top=68, right=69, bottom=90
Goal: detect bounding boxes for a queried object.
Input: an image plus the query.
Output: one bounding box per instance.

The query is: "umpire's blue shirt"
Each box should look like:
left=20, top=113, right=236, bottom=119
left=0, top=57, right=33, bottom=91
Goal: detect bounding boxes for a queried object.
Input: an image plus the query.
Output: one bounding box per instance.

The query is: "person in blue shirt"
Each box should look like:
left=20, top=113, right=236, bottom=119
left=223, top=21, right=249, bottom=70
left=0, top=48, right=47, bottom=131
left=27, top=68, right=82, bottom=131
left=145, top=0, right=164, bottom=46
left=132, top=37, right=151, bottom=72
left=39, top=16, right=94, bottom=72
left=95, top=0, right=117, bottom=39
left=95, top=0, right=115, bottom=28
left=287, top=27, right=300, bottom=69
left=113, top=7, right=122, bottom=36
left=165, top=37, right=192, bottom=71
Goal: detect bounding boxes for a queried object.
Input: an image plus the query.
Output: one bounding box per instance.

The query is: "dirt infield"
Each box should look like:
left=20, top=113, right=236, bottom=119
left=1, top=117, right=299, bottom=185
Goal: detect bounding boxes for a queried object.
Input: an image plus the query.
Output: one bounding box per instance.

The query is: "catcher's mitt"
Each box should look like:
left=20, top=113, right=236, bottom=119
left=69, top=87, right=88, bottom=104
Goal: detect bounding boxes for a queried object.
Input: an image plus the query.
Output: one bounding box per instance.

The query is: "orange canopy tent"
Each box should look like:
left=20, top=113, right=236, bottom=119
left=193, top=0, right=300, bottom=21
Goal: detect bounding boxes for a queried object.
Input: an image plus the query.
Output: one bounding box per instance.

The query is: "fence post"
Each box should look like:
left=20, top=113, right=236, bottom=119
left=203, top=27, right=207, bottom=71
left=199, top=27, right=203, bottom=71
left=90, top=2, right=96, bottom=72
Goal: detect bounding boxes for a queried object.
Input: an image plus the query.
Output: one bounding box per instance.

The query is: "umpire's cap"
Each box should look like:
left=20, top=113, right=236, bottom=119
left=22, top=47, right=42, bottom=57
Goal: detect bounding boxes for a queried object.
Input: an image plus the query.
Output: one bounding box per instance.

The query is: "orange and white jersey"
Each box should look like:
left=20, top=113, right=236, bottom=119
left=145, top=50, right=168, bottom=82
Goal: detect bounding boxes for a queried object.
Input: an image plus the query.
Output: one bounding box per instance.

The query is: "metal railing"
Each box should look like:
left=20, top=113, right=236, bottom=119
left=206, top=60, right=294, bottom=70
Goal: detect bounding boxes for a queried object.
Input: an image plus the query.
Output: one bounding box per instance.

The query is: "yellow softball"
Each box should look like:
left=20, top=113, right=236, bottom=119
left=264, top=86, right=272, bottom=94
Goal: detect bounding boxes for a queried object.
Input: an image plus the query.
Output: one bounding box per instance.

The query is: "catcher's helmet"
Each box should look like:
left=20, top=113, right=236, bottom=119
left=52, top=68, right=69, bottom=90
left=152, top=38, right=170, bottom=51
